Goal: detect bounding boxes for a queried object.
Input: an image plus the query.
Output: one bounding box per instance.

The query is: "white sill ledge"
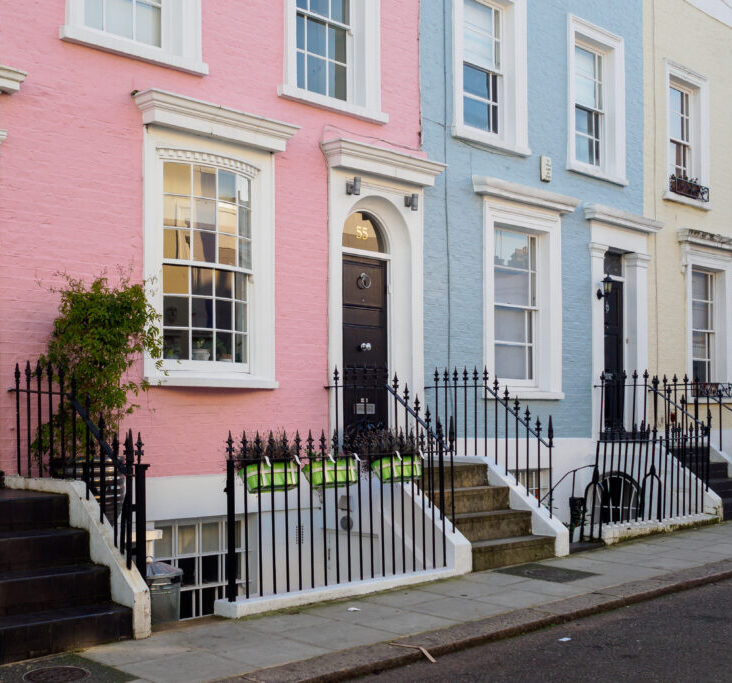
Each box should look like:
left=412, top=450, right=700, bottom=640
left=59, top=24, right=209, bottom=76
left=277, top=83, right=388, bottom=124
left=662, top=190, right=712, bottom=211
left=148, top=373, right=278, bottom=389
left=485, top=390, right=565, bottom=401
left=452, top=124, right=531, bottom=157
left=567, top=161, right=628, bottom=187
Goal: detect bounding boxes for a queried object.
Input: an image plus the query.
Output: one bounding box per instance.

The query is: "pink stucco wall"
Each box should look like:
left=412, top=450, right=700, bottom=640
left=0, top=2, right=422, bottom=477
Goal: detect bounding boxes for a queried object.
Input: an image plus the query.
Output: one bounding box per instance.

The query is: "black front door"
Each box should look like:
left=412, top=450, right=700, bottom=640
left=603, top=280, right=624, bottom=434
left=342, top=256, right=388, bottom=434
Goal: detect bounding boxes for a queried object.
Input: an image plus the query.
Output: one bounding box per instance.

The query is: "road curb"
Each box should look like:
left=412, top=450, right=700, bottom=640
left=222, top=558, right=732, bottom=682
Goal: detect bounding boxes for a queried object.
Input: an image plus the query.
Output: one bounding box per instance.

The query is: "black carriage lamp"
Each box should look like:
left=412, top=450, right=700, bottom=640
left=596, top=274, right=614, bottom=300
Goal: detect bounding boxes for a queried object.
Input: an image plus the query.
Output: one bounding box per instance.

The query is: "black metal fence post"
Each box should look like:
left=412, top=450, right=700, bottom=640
left=225, top=433, right=237, bottom=602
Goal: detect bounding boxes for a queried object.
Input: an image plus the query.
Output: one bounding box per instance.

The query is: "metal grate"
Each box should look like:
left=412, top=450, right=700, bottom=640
left=23, top=667, right=91, bottom=682
left=495, top=563, right=597, bottom=583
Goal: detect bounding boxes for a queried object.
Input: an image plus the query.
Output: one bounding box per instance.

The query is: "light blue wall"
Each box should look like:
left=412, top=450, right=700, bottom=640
left=420, top=0, right=644, bottom=438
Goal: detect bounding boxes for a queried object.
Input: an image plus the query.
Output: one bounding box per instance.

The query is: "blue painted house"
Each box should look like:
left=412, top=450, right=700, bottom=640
left=420, top=0, right=663, bottom=519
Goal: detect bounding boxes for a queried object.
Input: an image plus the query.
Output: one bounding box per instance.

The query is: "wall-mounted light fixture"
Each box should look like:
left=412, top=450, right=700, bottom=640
left=596, top=275, right=614, bottom=300
left=346, top=176, right=361, bottom=195
left=404, top=193, right=419, bottom=211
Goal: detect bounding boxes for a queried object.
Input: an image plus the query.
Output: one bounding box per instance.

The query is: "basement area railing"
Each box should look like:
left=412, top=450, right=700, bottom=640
left=8, top=361, right=148, bottom=576
left=578, top=424, right=710, bottom=541
left=223, top=424, right=455, bottom=603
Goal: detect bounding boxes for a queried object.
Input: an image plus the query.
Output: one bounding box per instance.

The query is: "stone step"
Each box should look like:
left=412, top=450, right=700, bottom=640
left=441, top=485, right=510, bottom=514
left=708, top=462, right=728, bottom=478
left=0, top=602, right=132, bottom=665
left=426, top=463, right=488, bottom=489
left=709, top=479, right=732, bottom=494
left=454, top=509, right=532, bottom=542
left=0, top=489, right=68, bottom=532
left=0, top=564, right=110, bottom=617
left=0, top=528, right=90, bottom=572
left=471, top=535, right=555, bottom=571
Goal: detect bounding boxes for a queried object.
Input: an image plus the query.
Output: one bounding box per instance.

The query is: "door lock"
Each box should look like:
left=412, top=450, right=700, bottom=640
left=360, top=342, right=372, bottom=352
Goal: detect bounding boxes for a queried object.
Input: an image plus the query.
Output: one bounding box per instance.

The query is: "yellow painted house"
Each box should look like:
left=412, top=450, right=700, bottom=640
left=644, top=0, right=732, bottom=393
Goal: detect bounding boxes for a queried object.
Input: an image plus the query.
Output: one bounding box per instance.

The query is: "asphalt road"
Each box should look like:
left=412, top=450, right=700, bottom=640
left=361, top=578, right=732, bottom=682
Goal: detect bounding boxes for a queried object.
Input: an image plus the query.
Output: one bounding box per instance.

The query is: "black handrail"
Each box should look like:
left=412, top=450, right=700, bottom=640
left=9, top=360, right=148, bottom=577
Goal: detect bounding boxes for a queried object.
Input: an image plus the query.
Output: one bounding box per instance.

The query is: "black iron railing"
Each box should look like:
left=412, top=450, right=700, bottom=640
left=224, top=422, right=453, bottom=603
left=669, top=174, right=709, bottom=202
left=8, top=361, right=148, bottom=576
left=596, top=371, right=712, bottom=438
left=425, top=368, right=554, bottom=516
left=327, top=367, right=554, bottom=516
left=580, top=424, right=710, bottom=541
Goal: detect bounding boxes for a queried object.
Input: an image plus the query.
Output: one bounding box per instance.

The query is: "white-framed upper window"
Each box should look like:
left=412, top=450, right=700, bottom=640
left=664, top=60, right=710, bottom=209
left=679, top=234, right=732, bottom=387
left=479, top=190, right=567, bottom=399
left=567, top=15, right=626, bottom=185
left=452, top=0, right=529, bottom=156
left=691, top=268, right=714, bottom=383
left=494, top=229, right=536, bottom=382
left=60, top=0, right=208, bottom=75
left=280, top=0, right=385, bottom=123
left=135, top=89, right=299, bottom=389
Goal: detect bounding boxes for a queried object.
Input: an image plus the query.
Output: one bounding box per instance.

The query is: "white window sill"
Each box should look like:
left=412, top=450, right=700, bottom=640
left=452, top=124, right=531, bottom=157
left=567, top=160, right=628, bottom=187
left=277, top=83, right=388, bottom=124
left=148, top=372, right=278, bottom=389
left=662, top=190, right=712, bottom=211
left=486, top=390, right=565, bottom=401
left=59, top=24, right=209, bottom=76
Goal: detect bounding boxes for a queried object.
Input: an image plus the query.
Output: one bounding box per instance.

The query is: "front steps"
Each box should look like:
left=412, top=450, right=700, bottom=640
left=0, top=488, right=132, bottom=664
left=431, top=463, right=554, bottom=570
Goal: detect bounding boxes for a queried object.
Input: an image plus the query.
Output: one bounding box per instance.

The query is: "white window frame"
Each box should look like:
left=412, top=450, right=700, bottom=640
left=663, top=60, right=710, bottom=211
left=680, top=243, right=732, bottom=386
left=477, top=181, right=572, bottom=399
left=280, top=0, right=386, bottom=123
left=690, top=267, right=715, bottom=383
left=135, top=89, right=299, bottom=389
left=567, top=15, right=627, bottom=186
left=60, top=0, right=208, bottom=75
left=154, top=517, right=249, bottom=619
left=452, top=0, right=529, bottom=156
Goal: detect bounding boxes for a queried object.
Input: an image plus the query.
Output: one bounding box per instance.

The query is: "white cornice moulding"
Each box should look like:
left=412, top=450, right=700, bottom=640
left=0, top=130, right=7, bottom=145
left=678, top=228, right=732, bottom=253
left=472, top=176, right=580, bottom=214
left=133, top=89, right=299, bottom=153
left=321, top=138, right=446, bottom=187
left=584, top=204, right=663, bottom=234
left=0, top=65, right=27, bottom=94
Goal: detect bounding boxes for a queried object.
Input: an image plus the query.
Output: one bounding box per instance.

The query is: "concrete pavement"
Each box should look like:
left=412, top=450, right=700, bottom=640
left=15, top=522, right=732, bottom=682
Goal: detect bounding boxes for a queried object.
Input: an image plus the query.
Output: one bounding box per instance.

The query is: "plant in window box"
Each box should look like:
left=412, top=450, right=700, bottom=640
left=345, top=427, right=424, bottom=483
left=33, top=272, right=163, bottom=519
left=237, top=432, right=300, bottom=493
left=302, top=452, right=359, bottom=488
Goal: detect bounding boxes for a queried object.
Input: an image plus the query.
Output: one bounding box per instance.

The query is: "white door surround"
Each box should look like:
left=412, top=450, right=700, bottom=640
left=321, top=138, right=445, bottom=428
left=586, top=204, right=662, bottom=437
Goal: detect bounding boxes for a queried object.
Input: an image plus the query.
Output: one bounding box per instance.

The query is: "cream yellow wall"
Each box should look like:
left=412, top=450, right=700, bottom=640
left=644, top=0, right=732, bottom=379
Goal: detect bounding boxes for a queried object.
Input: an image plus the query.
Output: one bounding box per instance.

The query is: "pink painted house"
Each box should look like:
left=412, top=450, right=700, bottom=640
left=0, top=1, right=444, bottom=617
